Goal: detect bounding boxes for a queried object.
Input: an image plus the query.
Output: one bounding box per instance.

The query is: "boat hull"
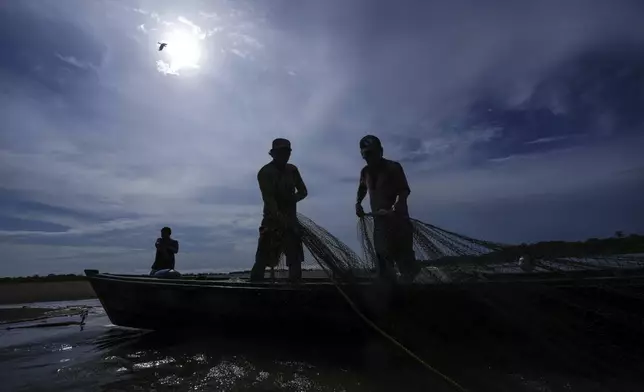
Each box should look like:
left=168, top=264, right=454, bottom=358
left=85, top=269, right=644, bottom=335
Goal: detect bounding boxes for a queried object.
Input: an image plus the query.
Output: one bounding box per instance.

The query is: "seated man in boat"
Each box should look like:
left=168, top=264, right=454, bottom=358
left=355, top=135, right=421, bottom=283
left=251, top=138, right=308, bottom=282
left=150, top=226, right=180, bottom=275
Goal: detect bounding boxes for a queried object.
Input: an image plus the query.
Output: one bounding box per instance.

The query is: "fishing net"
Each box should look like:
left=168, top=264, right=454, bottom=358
left=356, top=214, right=644, bottom=284
left=357, top=214, right=506, bottom=284
left=267, top=214, right=370, bottom=282
left=279, top=212, right=644, bottom=285
left=284, top=212, right=508, bottom=284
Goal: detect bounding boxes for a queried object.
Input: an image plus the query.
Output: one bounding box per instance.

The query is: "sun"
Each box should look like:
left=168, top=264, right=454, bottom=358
left=160, top=30, right=202, bottom=73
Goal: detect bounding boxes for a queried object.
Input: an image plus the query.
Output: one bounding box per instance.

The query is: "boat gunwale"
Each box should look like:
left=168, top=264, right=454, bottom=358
left=86, top=271, right=644, bottom=292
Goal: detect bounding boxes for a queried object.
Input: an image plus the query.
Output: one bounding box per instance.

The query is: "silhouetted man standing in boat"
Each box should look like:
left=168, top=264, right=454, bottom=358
left=355, top=135, right=421, bottom=283
left=151, top=226, right=179, bottom=274
left=251, top=138, right=308, bottom=282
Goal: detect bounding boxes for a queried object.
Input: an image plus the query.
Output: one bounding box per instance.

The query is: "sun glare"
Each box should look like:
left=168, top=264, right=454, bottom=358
left=159, top=30, right=202, bottom=74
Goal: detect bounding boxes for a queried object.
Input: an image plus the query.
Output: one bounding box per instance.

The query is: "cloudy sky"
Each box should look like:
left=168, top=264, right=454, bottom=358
left=1, top=0, right=643, bottom=277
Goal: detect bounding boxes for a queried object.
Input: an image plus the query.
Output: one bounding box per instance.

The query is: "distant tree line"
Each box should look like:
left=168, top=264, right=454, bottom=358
left=0, top=269, right=331, bottom=283
left=514, top=233, right=644, bottom=258
left=425, top=232, right=644, bottom=266
left=0, top=274, right=87, bottom=284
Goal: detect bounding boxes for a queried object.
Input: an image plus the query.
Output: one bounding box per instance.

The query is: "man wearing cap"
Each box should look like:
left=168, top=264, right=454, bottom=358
left=250, top=138, right=308, bottom=282
left=355, top=135, right=421, bottom=283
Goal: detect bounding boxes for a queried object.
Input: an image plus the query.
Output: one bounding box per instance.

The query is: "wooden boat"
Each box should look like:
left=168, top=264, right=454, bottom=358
left=85, top=268, right=644, bottom=333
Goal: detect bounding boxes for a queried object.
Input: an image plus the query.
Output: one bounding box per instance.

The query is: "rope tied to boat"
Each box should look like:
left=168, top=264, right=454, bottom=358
left=325, top=272, right=470, bottom=392
left=296, top=213, right=469, bottom=392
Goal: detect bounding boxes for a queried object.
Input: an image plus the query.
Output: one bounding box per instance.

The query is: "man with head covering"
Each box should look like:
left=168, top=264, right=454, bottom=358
left=355, top=135, right=421, bottom=283
left=250, top=138, right=308, bottom=282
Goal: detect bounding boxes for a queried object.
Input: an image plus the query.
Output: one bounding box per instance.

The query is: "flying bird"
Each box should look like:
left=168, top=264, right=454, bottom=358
left=158, top=42, right=168, bottom=51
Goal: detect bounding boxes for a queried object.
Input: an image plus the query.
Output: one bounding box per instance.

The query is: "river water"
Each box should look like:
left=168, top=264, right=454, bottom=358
left=1, top=299, right=643, bottom=391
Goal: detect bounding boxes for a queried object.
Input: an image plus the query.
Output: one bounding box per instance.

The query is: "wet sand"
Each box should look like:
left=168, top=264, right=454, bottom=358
left=0, top=307, right=50, bottom=323
left=0, top=281, right=96, bottom=305
left=0, top=304, right=88, bottom=324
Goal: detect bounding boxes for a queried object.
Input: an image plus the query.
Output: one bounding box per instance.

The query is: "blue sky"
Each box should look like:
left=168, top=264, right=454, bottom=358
left=1, top=0, right=644, bottom=277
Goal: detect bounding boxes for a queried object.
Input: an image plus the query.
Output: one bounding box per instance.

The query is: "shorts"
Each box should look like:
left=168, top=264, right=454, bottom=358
left=256, top=217, right=304, bottom=267
left=372, top=215, right=417, bottom=276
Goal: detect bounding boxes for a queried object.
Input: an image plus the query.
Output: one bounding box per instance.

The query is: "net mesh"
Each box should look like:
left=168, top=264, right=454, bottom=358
left=266, top=214, right=370, bottom=281
left=296, top=214, right=372, bottom=281
left=358, top=214, right=508, bottom=283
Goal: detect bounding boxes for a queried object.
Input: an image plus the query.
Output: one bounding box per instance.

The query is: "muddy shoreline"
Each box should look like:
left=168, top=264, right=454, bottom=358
left=0, top=281, right=96, bottom=306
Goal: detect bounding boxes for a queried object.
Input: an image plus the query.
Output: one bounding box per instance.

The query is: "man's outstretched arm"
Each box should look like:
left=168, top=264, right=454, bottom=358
left=258, top=169, right=280, bottom=217
left=355, top=168, right=368, bottom=217
left=393, top=162, right=411, bottom=210
left=356, top=168, right=368, bottom=204
left=167, top=240, right=179, bottom=254
left=293, top=167, right=308, bottom=203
